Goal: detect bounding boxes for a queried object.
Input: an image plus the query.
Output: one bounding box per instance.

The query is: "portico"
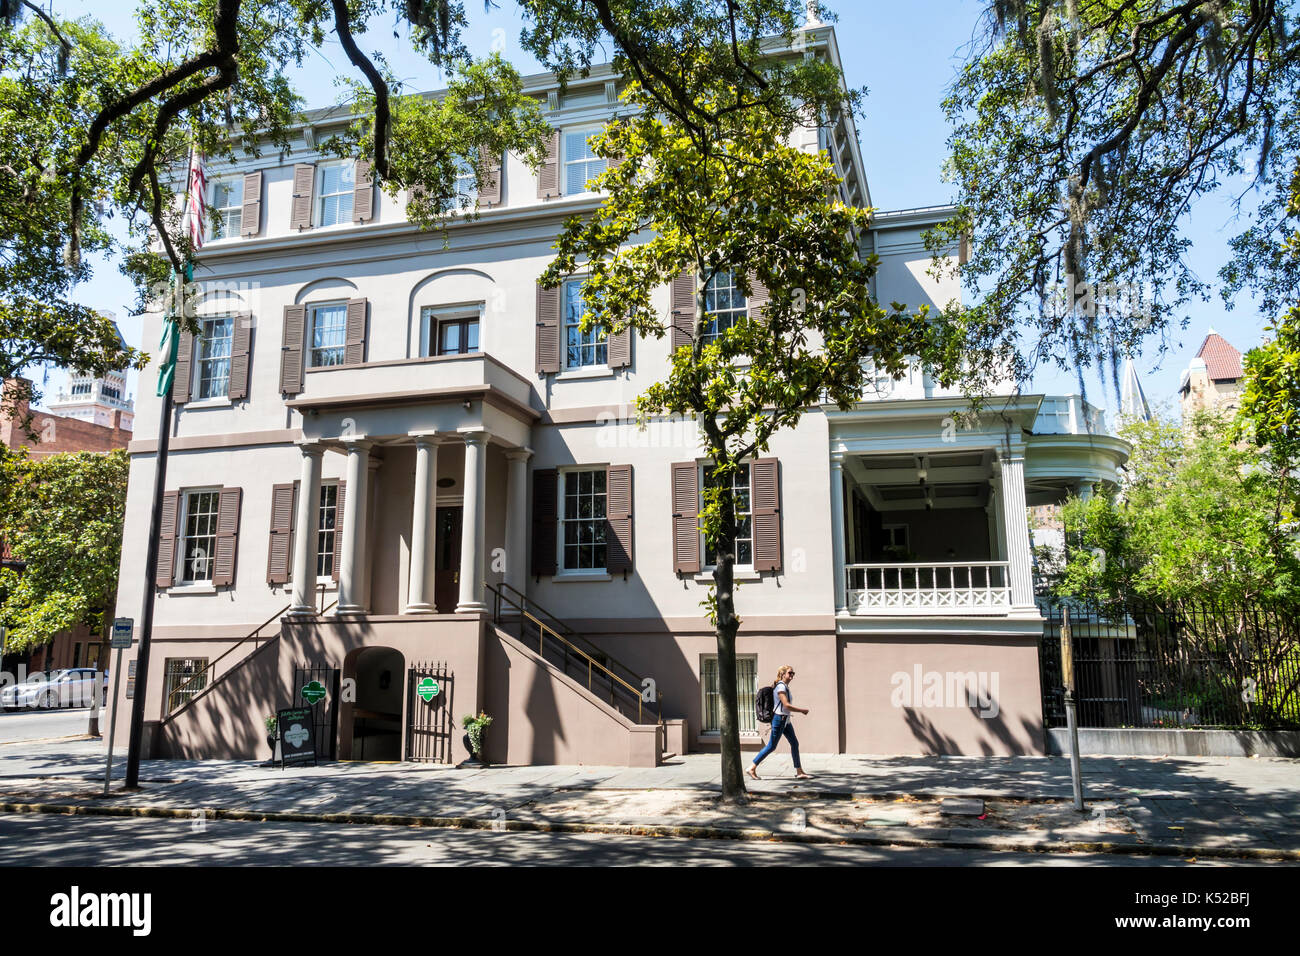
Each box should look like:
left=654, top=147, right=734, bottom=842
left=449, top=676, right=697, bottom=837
left=284, top=353, right=538, bottom=617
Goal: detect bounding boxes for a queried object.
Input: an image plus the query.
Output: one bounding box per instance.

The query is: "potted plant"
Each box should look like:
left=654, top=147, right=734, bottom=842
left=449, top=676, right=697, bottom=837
left=461, top=712, right=493, bottom=767
left=265, top=715, right=278, bottom=760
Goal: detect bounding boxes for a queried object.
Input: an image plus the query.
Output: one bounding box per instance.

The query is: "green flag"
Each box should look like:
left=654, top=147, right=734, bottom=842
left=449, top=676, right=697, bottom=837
left=155, top=266, right=191, bottom=398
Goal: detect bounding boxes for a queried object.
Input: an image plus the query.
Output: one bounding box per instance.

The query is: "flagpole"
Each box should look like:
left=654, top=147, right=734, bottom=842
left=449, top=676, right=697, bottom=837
left=123, top=148, right=199, bottom=790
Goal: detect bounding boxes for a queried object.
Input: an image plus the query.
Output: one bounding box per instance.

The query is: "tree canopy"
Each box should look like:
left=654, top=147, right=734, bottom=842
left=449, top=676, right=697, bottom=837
left=1050, top=411, right=1300, bottom=608
left=936, top=1, right=1300, bottom=396
left=0, top=448, right=130, bottom=651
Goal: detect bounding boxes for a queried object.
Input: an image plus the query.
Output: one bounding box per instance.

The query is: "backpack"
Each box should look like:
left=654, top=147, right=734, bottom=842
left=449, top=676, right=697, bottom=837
left=756, top=684, right=775, bottom=724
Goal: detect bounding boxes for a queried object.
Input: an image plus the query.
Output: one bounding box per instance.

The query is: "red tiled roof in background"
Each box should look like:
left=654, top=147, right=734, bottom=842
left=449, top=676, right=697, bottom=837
left=1196, top=332, right=1243, bottom=381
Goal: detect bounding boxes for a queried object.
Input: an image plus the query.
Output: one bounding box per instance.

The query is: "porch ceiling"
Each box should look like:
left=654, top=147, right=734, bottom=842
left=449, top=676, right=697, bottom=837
left=847, top=449, right=994, bottom=512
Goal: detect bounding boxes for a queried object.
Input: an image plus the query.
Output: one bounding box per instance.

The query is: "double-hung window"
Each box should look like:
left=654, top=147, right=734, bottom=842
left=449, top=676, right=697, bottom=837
left=563, top=128, right=606, bottom=195
left=563, top=279, right=606, bottom=369
left=308, top=303, right=347, bottom=368
left=702, top=654, right=758, bottom=734
left=315, top=483, right=339, bottom=579
left=195, top=315, right=234, bottom=399
left=454, top=156, right=477, bottom=203
left=318, top=162, right=355, bottom=226
left=560, top=468, right=607, bottom=571
left=210, top=177, right=243, bottom=240
left=180, top=490, right=221, bottom=583
left=702, top=270, right=747, bottom=344
left=702, top=463, right=752, bottom=568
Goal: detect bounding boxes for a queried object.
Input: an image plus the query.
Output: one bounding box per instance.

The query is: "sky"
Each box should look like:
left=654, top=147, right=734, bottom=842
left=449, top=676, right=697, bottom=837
left=44, top=0, right=1278, bottom=420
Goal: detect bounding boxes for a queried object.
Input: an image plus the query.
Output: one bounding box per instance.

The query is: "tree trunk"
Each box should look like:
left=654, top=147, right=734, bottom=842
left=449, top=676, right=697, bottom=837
left=710, top=471, right=747, bottom=804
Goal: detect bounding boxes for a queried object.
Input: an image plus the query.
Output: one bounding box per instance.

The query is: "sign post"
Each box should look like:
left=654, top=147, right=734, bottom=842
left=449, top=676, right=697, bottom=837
left=103, top=618, right=133, bottom=796
left=1060, top=610, right=1085, bottom=812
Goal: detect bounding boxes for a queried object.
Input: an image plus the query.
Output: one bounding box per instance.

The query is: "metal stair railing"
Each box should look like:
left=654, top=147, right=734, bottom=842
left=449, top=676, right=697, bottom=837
left=487, top=582, right=662, bottom=725
left=163, top=583, right=339, bottom=718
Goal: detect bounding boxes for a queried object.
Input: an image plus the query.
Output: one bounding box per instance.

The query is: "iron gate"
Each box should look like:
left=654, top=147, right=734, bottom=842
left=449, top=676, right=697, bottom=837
left=291, top=663, right=340, bottom=760
left=406, top=660, right=454, bottom=763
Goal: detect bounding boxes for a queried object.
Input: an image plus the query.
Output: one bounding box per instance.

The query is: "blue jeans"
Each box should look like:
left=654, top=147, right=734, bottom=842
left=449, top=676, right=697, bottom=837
left=752, top=714, right=801, bottom=770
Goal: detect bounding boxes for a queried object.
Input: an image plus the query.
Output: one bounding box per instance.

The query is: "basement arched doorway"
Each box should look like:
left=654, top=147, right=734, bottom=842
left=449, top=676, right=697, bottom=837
left=345, top=646, right=405, bottom=761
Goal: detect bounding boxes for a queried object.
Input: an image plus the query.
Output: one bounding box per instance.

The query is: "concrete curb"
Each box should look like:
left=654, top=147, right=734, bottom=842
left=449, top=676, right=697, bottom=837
left=2, top=799, right=1295, bottom=862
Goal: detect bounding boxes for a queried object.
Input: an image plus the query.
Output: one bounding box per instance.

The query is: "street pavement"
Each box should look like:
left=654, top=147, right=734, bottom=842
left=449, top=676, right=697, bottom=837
left=0, top=707, right=99, bottom=745
left=0, top=812, right=1242, bottom=866
left=0, top=738, right=1296, bottom=861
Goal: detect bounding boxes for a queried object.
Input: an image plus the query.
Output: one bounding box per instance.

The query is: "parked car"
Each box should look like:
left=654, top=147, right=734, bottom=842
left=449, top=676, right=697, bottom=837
left=0, top=668, right=105, bottom=710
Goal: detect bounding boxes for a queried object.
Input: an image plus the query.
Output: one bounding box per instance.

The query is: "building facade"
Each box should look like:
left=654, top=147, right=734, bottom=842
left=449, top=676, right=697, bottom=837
left=1179, top=330, right=1244, bottom=419
left=109, top=27, right=1128, bottom=766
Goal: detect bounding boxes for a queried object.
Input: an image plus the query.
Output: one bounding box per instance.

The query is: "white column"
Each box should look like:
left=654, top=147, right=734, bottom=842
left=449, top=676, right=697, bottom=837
left=336, top=440, right=372, bottom=614
left=362, top=454, right=381, bottom=611
left=829, top=453, right=848, bottom=613
left=405, top=436, right=439, bottom=612
left=504, top=447, right=532, bottom=597
left=456, top=432, right=489, bottom=613
left=289, top=443, right=323, bottom=614
left=998, top=454, right=1036, bottom=608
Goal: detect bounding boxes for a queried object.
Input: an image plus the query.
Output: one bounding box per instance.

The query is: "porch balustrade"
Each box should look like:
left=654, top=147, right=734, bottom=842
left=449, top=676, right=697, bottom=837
left=844, top=561, right=1012, bottom=613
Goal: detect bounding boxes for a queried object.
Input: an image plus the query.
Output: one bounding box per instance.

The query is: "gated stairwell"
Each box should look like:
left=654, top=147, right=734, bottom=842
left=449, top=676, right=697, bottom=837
left=487, top=582, right=669, bottom=764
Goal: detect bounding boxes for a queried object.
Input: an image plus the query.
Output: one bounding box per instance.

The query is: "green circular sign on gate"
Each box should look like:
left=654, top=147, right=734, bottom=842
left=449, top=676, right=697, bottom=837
left=301, top=680, right=327, bottom=705
left=417, top=677, right=441, bottom=702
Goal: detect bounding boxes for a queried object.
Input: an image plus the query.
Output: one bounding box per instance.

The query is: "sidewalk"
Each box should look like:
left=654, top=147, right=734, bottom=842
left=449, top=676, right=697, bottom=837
left=1, top=739, right=1297, bottom=859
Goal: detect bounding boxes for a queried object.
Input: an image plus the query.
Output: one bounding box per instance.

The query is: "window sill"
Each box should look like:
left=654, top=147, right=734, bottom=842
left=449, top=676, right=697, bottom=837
left=694, top=570, right=761, bottom=584
left=166, top=583, right=218, bottom=595
left=184, top=397, right=234, bottom=410
left=552, top=571, right=613, bottom=582
left=555, top=365, right=614, bottom=381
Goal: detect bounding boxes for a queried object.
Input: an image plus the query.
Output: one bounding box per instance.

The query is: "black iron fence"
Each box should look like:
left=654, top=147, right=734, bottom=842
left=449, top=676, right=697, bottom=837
left=1039, top=597, right=1300, bottom=731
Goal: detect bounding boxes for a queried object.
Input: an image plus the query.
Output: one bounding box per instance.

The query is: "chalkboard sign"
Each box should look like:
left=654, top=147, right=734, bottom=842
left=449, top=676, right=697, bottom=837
left=277, top=706, right=317, bottom=768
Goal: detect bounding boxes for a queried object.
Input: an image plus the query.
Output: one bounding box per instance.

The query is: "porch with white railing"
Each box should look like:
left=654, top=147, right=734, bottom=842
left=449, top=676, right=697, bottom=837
left=844, top=561, right=1013, bottom=615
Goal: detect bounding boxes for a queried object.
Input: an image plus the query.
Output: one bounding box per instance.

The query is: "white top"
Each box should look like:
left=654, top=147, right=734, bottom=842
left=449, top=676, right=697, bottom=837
left=774, top=681, right=791, bottom=718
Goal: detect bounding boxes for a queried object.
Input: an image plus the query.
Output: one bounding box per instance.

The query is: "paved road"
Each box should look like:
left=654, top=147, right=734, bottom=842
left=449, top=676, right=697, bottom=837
left=0, top=813, right=1244, bottom=866
left=0, top=708, right=99, bottom=745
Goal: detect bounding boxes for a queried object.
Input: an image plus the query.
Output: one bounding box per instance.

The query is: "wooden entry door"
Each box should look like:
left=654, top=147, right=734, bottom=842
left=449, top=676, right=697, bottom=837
left=433, top=506, right=463, bottom=613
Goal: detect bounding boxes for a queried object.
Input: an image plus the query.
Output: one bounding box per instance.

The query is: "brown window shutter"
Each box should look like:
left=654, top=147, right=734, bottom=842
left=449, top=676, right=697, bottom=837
left=171, top=328, right=194, bottom=404
left=750, top=458, right=782, bottom=572
left=266, top=483, right=297, bottom=584
left=478, top=146, right=502, bottom=206
left=671, top=461, right=700, bottom=574
left=156, top=490, right=180, bottom=588
left=670, top=271, right=696, bottom=351
left=280, top=304, right=306, bottom=395
left=228, top=313, right=253, bottom=400
left=531, top=468, right=557, bottom=577
left=537, top=130, right=560, bottom=199
left=212, top=487, right=242, bottom=587
left=240, top=170, right=262, bottom=237
left=748, top=271, right=770, bottom=321
left=607, top=324, right=632, bottom=369
left=352, top=159, right=374, bottom=222
left=331, top=481, right=346, bottom=582
left=605, top=464, right=633, bottom=574
left=291, top=163, right=315, bottom=230
left=344, top=298, right=368, bottom=365
left=535, top=282, right=561, bottom=374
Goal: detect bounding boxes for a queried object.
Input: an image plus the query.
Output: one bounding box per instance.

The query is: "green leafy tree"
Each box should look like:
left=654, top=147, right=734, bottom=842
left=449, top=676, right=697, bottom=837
left=1054, top=413, right=1300, bottom=606
left=935, top=1, right=1300, bottom=392
left=0, top=448, right=130, bottom=652
left=542, top=78, right=961, bottom=802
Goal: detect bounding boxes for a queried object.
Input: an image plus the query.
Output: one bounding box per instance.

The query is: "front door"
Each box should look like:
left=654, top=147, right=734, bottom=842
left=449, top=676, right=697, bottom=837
left=434, top=506, right=463, bottom=614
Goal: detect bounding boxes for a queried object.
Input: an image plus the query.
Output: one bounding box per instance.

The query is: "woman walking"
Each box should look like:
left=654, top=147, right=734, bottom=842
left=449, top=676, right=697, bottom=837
left=748, top=665, right=813, bottom=780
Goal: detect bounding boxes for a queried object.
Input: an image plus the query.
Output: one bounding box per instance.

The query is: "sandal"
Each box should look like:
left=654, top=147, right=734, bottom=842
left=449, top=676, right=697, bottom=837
left=746, top=766, right=760, bottom=780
